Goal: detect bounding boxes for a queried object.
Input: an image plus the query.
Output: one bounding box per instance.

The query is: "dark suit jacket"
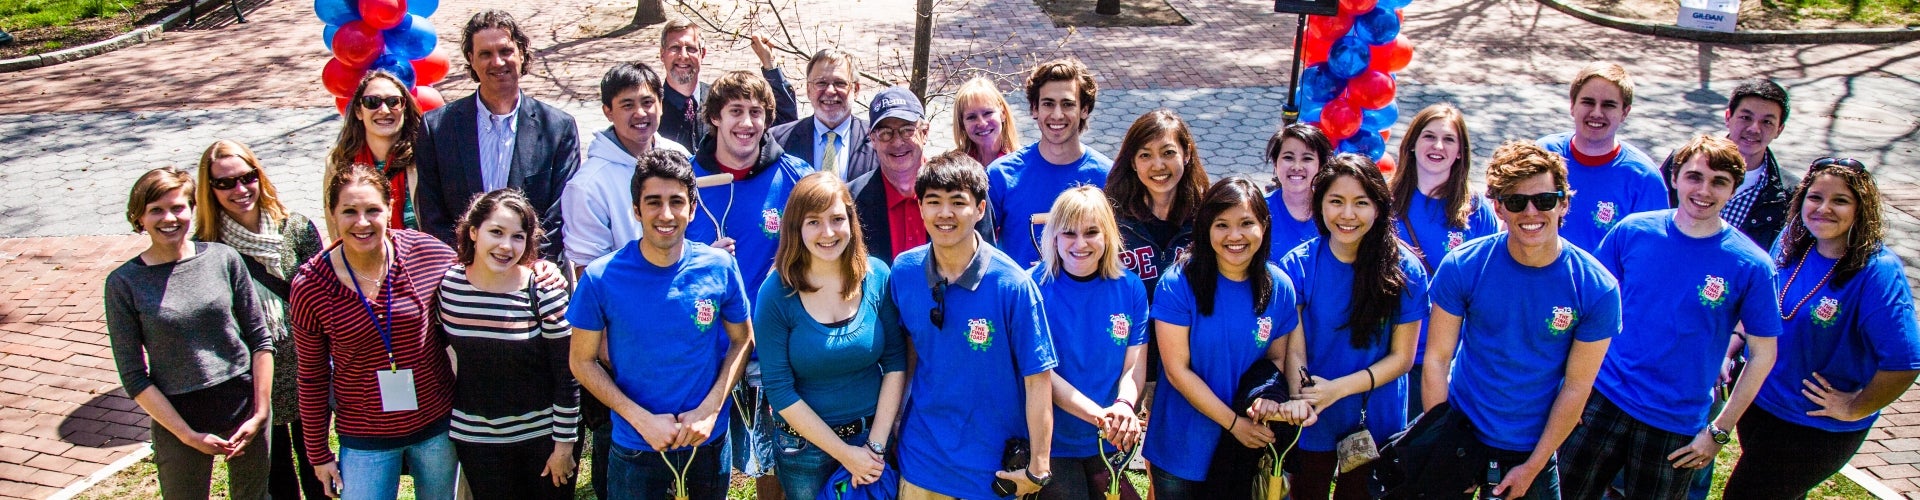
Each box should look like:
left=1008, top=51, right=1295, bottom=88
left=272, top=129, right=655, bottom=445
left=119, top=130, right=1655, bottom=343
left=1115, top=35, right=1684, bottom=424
left=848, top=169, right=995, bottom=261
left=768, top=115, right=874, bottom=180
left=414, top=93, right=580, bottom=260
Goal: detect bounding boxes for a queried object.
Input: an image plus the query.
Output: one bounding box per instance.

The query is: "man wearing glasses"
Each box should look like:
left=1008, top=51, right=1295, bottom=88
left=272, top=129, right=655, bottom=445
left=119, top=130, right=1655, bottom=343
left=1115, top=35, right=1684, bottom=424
left=848, top=87, right=995, bottom=261
left=770, top=49, right=872, bottom=180
left=656, top=17, right=798, bottom=151
left=1421, top=141, right=1622, bottom=499
left=889, top=151, right=1057, bottom=500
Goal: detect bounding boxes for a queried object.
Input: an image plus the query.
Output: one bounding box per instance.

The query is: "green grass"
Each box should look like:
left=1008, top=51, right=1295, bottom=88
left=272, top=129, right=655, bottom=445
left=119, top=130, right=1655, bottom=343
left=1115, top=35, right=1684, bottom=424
left=0, top=0, right=137, bottom=31
left=1767, top=0, right=1920, bottom=25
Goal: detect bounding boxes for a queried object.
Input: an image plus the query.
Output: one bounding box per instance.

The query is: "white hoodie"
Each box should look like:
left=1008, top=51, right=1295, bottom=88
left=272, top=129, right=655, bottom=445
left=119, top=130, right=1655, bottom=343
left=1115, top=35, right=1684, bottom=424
left=561, top=128, right=690, bottom=264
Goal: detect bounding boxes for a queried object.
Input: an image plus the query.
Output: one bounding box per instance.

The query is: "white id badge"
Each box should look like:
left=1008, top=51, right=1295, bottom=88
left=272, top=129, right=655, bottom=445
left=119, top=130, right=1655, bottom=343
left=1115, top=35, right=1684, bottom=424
left=376, top=369, right=419, bottom=412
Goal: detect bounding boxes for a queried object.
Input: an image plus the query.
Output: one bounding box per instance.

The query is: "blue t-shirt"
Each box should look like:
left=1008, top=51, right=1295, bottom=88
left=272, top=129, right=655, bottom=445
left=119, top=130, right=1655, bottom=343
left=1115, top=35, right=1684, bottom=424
left=1266, top=190, right=1320, bottom=264
left=1277, top=239, right=1430, bottom=451
left=567, top=241, right=750, bottom=452
left=1535, top=133, right=1666, bottom=251
left=890, top=243, right=1058, bottom=499
left=687, top=154, right=817, bottom=293
left=1591, top=211, right=1783, bottom=436
left=1755, top=245, right=1920, bottom=432
left=753, top=256, right=909, bottom=426
left=1143, top=262, right=1300, bottom=481
left=1030, top=266, right=1150, bottom=458
left=987, top=143, right=1113, bottom=267
left=1429, top=233, right=1621, bottom=452
left=1394, top=191, right=1502, bottom=360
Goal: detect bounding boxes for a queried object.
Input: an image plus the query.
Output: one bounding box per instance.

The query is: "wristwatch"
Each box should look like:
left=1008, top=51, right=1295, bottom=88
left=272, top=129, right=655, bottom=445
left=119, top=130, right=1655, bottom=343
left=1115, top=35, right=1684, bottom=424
left=1708, top=425, right=1731, bottom=445
left=866, top=440, right=888, bottom=455
left=1026, top=468, right=1053, bottom=487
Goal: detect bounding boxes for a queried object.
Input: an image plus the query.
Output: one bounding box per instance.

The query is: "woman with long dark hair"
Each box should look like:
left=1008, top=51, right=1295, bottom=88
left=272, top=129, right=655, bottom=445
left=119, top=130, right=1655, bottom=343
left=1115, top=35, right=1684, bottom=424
left=755, top=173, right=908, bottom=498
left=326, top=71, right=424, bottom=237
left=1273, top=154, right=1428, bottom=499
left=191, top=140, right=327, bottom=499
left=1385, top=104, right=1499, bottom=415
left=1144, top=177, right=1304, bottom=499
left=1104, top=109, right=1210, bottom=295
left=442, top=189, right=580, bottom=499
left=1264, top=124, right=1334, bottom=259
left=1722, top=158, right=1920, bottom=498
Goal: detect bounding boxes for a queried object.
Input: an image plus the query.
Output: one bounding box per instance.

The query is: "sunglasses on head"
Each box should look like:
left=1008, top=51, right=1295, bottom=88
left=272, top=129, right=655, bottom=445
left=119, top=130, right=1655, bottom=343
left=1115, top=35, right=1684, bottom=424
left=929, top=278, right=948, bottom=329
left=210, top=169, right=260, bottom=191
left=1491, top=191, right=1567, bottom=212
left=1810, top=157, right=1864, bottom=173
left=358, top=95, right=404, bottom=111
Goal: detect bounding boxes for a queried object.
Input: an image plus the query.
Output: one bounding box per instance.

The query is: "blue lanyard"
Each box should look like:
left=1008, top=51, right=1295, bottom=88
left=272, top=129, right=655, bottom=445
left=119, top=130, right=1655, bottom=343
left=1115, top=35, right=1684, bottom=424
left=343, top=247, right=399, bottom=371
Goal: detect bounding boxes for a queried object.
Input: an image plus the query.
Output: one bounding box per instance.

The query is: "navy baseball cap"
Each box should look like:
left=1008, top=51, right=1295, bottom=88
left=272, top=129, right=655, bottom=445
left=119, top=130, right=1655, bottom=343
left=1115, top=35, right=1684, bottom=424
left=868, top=86, right=924, bottom=128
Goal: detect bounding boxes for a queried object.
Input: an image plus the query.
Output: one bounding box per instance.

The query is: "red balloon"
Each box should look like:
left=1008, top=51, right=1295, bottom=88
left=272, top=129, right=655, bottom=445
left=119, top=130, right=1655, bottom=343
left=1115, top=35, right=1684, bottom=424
left=1338, top=0, right=1378, bottom=17
left=412, top=52, right=451, bottom=86
left=1303, top=31, right=1333, bottom=61
left=1368, top=37, right=1415, bottom=73
left=336, top=96, right=352, bottom=115
left=322, top=58, right=367, bottom=98
left=1303, top=45, right=1329, bottom=65
left=1320, top=98, right=1361, bottom=141
left=1306, top=14, right=1353, bottom=43
left=1376, top=153, right=1397, bottom=174
left=358, top=0, right=407, bottom=30
left=1343, top=70, right=1396, bottom=110
left=414, top=86, right=446, bottom=112
left=332, top=21, right=384, bottom=69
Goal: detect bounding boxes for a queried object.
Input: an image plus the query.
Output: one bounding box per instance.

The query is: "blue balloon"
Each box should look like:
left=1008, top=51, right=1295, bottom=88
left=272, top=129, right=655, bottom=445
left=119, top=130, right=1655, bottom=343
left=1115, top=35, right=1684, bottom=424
left=372, top=54, right=417, bottom=89
left=1378, top=0, right=1412, bottom=9
left=323, top=23, right=340, bottom=51
left=1339, top=129, right=1387, bottom=159
left=315, top=0, right=358, bottom=25
left=1298, top=97, right=1326, bottom=123
left=406, top=0, right=439, bottom=17
left=1361, top=101, right=1399, bottom=131
left=1355, top=7, right=1402, bottom=45
left=1299, top=64, right=1345, bottom=104
left=1328, top=35, right=1371, bottom=79
left=383, top=14, right=437, bottom=61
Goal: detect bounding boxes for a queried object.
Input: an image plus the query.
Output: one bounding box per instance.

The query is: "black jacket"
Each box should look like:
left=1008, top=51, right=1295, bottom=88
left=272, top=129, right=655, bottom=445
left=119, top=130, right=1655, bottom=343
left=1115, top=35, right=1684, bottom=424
left=414, top=93, right=579, bottom=260
left=1115, top=215, right=1193, bottom=299
left=847, top=168, right=995, bottom=262
left=1661, top=147, right=1792, bottom=248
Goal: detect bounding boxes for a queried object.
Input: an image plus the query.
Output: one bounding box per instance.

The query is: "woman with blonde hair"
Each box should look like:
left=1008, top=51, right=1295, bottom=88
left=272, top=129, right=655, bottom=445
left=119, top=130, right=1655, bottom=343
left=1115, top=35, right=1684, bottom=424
left=951, top=76, right=1020, bottom=167
left=755, top=172, right=908, bottom=498
left=191, top=139, right=327, bottom=499
left=326, top=70, right=424, bottom=236
left=1032, top=186, right=1150, bottom=500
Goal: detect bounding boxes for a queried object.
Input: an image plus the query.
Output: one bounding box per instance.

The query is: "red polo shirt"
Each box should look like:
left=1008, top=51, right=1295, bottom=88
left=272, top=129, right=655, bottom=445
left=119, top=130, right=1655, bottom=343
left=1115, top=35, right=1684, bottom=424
left=884, top=182, right=926, bottom=259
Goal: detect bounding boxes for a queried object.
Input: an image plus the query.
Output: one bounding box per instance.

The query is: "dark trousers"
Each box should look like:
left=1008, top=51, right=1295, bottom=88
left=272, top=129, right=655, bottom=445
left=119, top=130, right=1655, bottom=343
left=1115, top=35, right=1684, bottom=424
left=152, top=418, right=270, bottom=500
left=1149, top=461, right=1253, bottom=500
left=454, top=438, right=578, bottom=500
left=269, top=421, right=325, bottom=500
left=591, top=420, right=612, bottom=500
left=1427, top=437, right=1561, bottom=500
left=1722, top=407, right=1870, bottom=500
left=1038, top=455, right=1142, bottom=500
left=1287, top=450, right=1373, bottom=500
left=1559, top=393, right=1698, bottom=500
left=607, top=440, right=729, bottom=500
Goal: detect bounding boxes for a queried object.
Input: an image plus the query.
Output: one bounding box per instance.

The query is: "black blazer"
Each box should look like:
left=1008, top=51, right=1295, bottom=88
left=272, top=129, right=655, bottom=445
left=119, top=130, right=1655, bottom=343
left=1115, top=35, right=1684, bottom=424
left=768, top=115, right=874, bottom=180
left=414, top=93, right=580, bottom=260
left=848, top=169, right=995, bottom=261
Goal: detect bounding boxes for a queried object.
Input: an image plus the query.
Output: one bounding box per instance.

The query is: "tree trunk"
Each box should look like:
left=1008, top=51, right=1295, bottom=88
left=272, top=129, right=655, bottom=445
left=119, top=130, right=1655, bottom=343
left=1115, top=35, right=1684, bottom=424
left=634, top=0, right=667, bottom=27
left=910, top=0, right=933, bottom=98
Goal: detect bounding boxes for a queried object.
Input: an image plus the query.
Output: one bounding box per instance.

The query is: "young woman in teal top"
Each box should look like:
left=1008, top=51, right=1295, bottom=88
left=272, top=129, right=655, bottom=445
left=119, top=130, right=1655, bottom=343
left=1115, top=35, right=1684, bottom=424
left=754, top=172, right=909, bottom=498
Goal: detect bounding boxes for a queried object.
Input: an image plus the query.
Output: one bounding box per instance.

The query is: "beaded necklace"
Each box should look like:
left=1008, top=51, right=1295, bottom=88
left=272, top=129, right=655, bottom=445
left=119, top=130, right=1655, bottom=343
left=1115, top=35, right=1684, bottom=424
left=1778, top=248, right=1840, bottom=321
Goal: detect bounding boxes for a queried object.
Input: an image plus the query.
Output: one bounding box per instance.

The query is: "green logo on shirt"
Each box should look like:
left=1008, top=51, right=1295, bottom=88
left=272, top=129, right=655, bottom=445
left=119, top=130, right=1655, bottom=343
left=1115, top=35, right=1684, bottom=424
left=1254, top=317, right=1274, bottom=348
left=692, top=298, right=716, bottom=331
left=1108, top=314, right=1130, bottom=346
left=1548, top=306, right=1576, bottom=336
left=1698, top=275, right=1728, bottom=308
left=1593, top=201, right=1618, bottom=228
left=1813, top=297, right=1841, bottom=328
left=967, top=318, right=995, bottom=351
left=761, top=208, right=782, bottom=238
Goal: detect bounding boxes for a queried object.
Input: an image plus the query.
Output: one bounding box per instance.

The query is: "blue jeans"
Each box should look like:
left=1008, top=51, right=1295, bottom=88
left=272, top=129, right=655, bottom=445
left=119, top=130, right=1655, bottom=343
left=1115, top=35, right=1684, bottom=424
left=608, top=440, right=729, bottom=500
left=336, top=432, right=458, bottom=500
left=773, top=426, right=871, bottom=499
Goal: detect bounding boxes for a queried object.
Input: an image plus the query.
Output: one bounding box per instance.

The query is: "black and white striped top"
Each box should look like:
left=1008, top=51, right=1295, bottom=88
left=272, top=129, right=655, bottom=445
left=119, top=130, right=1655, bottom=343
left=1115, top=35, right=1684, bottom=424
left=439, top=265, right=580, bottom=444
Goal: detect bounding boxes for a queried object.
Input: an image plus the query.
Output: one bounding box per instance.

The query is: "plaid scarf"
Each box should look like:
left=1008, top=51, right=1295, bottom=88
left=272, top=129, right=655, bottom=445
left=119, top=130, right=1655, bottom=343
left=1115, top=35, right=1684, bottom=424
left=220, top=214, right=287, bottom=278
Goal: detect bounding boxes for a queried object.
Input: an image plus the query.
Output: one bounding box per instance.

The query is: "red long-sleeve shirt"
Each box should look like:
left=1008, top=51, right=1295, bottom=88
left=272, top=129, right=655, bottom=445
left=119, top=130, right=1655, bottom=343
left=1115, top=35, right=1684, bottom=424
left=290, top=230, right=456, bottom=465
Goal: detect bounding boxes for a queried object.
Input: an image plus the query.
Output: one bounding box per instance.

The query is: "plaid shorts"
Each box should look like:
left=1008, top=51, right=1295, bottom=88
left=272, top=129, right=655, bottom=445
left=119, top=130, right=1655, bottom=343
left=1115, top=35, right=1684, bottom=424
left=1559, top=392, right=1700, bottom=500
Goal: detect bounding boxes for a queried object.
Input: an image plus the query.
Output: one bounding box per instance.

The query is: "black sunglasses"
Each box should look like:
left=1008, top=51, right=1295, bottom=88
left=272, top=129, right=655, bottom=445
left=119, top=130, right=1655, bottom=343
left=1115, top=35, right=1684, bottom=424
left=358, top=95, right=404, bottom=111
left=1491, top=191, right=1567, bottom=212
left=209, top=169, right=260, bottom=191
left=929, top=278, right=948, bottom=329
left=1810, top=157, right=1864, bottom=173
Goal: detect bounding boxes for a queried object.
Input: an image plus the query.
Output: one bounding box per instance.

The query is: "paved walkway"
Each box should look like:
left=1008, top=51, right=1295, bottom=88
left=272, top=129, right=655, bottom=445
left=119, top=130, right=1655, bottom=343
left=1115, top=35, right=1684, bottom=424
left=2, top=0, right=1919, bottom=496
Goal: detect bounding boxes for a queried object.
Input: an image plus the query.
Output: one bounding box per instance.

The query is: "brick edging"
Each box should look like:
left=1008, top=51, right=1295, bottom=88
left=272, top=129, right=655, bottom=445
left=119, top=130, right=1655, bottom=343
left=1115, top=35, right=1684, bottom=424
left=1534, top=0, right=1920, bottom=44
left=0, top=0, right=231, bottom=73
left=45, top=446, right=151, bottom=500
left=1841, top=464, right=1906, bottom=500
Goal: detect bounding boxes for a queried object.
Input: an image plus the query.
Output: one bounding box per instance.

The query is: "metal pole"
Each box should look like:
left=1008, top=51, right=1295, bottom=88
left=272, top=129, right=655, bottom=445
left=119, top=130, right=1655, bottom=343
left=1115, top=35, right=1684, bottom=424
left=1282, top=13, right=1307, bottom=125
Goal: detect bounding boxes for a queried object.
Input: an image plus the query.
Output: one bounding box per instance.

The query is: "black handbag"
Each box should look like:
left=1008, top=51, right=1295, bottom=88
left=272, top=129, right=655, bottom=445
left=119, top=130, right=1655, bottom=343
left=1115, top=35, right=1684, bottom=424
left=1373, top=400, right=1485, bottom=498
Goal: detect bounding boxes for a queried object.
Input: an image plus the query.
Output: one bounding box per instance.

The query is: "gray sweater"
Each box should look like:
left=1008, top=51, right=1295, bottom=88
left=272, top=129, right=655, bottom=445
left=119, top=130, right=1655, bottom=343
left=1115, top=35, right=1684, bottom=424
left=105, top=242, right=274, bottom=397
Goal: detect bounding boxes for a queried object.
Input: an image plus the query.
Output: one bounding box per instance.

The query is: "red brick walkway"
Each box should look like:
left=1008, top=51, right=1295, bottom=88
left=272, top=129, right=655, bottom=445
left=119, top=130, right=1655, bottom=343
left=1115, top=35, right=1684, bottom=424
left=0, top=236, right=151, bottom=499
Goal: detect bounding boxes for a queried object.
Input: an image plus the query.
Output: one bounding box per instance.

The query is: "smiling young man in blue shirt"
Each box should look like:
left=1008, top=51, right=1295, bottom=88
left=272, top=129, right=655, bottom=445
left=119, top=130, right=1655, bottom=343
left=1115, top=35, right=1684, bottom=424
left=1535, top=62, right=1666, bottom=251
left=892, top=151, right=1058, bottom=499
left=988, top=57, right=1113, bottom=267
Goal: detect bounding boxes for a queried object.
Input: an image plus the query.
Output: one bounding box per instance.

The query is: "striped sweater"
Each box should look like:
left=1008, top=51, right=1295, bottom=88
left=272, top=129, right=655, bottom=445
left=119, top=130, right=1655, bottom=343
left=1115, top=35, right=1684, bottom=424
left=290, top=230, right=457, bottom=465
left=438, top=265, right=580, bottom=444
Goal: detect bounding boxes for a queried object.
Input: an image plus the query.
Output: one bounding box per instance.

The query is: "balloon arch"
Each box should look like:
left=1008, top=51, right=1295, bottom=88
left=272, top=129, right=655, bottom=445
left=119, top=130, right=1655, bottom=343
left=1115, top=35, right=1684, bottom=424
left=1293, top=0, right=1416, bottom=167
left=316, top=0, right=450, bottom=114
